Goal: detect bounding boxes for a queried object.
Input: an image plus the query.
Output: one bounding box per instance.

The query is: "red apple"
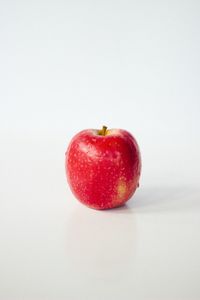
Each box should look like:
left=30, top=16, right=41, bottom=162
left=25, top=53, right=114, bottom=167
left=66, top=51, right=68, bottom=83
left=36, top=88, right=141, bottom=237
left=65, top=126, right=141, bottom=210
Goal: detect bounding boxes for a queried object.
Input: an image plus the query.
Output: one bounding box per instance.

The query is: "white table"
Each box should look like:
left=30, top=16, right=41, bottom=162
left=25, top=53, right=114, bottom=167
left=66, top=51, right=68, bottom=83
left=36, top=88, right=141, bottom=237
left=1, top=135, right=200, bottom=300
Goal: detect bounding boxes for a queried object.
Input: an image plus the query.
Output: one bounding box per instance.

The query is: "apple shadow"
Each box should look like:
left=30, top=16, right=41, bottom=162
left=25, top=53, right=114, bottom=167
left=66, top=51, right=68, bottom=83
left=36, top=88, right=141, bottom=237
left=107, top=185, right=200, bottom=214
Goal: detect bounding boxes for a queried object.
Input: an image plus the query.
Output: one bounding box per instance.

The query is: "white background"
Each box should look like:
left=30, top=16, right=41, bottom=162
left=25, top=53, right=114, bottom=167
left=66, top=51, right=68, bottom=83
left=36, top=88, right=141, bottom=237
left=1, top=0, right=200, bottom=299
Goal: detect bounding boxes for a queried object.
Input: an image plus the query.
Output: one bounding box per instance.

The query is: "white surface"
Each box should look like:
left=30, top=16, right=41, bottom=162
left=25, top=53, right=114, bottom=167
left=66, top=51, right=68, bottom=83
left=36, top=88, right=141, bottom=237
left=1, top=136, right=200, bottom=300
left=1, top=0, right=200, bottom=299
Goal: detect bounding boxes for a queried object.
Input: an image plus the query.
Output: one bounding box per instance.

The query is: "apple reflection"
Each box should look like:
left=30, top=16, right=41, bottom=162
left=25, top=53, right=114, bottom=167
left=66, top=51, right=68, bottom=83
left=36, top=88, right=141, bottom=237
left=65, top=205, right=137, bottom=281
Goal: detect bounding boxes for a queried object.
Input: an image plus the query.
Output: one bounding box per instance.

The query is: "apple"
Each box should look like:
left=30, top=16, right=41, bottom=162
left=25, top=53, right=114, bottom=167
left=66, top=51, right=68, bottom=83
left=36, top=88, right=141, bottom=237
left=65, top=126, right=141, bottom=210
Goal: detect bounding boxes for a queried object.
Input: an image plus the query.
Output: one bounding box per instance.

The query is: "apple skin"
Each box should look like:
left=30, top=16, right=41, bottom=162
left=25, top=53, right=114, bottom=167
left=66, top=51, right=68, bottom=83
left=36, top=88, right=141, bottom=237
left=65, top=128, right=141, bottom=210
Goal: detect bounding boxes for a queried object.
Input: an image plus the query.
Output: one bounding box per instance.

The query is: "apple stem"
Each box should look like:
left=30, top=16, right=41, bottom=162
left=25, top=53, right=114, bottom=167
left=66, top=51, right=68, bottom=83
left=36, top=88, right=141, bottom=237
left=102, top=126, right=107, bottom=136
left=99, top=125, right=108, bottom=136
